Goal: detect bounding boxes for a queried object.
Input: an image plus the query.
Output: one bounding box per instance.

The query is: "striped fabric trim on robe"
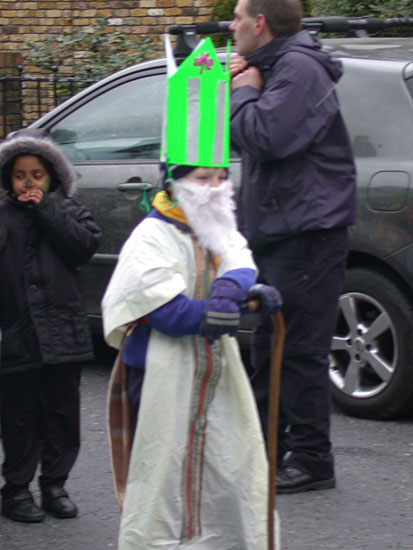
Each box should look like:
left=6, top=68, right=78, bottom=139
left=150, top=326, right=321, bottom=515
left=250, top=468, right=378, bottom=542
left=180, top=240, right=220, bottom=542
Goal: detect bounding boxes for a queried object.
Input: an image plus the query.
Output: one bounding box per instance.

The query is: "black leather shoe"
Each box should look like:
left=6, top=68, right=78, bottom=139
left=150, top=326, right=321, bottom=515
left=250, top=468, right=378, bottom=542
left=41, top=486, right=78, bottom=519
left=2, top=489, right=45, bottom=523
left=276, top=466, right=336, bottom=494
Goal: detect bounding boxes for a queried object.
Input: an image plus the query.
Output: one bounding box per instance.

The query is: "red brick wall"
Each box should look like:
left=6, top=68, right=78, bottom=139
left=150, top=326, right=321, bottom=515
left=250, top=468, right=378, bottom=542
left=0, top=0, right=216, bottom=74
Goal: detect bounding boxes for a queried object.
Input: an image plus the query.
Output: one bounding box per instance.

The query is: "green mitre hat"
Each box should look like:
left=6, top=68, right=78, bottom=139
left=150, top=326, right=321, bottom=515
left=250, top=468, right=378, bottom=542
left=161, top=35, right=231, bottom=169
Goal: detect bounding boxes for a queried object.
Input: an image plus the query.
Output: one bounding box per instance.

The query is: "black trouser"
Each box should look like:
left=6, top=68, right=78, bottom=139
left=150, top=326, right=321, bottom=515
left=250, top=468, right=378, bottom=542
left=0, top=364, right=81, bottom=499
left=251, top=228, right=348, bottom=480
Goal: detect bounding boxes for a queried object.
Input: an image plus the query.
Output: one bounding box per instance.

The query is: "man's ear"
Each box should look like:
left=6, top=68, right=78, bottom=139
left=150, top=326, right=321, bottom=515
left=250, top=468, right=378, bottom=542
left=254, top=13, right=267, bottom=35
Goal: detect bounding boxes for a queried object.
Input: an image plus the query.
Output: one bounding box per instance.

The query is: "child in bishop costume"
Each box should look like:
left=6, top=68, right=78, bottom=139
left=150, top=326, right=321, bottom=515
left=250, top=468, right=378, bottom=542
left=102, top=37, right=281, bottom=550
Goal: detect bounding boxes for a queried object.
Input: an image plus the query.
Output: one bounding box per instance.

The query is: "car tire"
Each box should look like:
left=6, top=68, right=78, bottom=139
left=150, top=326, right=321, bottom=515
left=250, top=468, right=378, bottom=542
left=329, top=267, right=413, bottom=419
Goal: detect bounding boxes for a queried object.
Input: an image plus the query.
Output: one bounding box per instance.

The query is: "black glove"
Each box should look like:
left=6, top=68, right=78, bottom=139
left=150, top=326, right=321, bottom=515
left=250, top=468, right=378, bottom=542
left=243, top=284, right=283, bottom=314
left=200, top=278, right=247, bottom=344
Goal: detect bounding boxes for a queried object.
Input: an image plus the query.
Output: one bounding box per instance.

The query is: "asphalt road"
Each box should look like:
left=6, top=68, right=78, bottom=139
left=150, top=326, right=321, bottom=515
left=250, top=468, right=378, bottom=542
left=0, top=345, right=412, bottom=550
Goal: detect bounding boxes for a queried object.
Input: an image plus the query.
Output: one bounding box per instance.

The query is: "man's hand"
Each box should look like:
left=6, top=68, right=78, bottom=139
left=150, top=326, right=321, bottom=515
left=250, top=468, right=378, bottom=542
left=231, top=66, right=263, bottom=92
left=229, top=55, right=248, bottom=78
left=17, top=189, right=44, bottom=204
left=243, top=284, right=283, bottom=314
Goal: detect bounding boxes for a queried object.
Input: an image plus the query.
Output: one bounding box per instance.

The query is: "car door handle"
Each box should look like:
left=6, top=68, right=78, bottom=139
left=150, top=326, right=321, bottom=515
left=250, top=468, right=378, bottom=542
left=117, top=182, right=155, bottom=191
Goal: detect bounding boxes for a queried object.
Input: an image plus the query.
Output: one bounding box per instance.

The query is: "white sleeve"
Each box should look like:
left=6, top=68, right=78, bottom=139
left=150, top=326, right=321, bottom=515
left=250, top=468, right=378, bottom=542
left=217, top=230, right=257, bottom=277
left=101, top=218, right=188, bottom=349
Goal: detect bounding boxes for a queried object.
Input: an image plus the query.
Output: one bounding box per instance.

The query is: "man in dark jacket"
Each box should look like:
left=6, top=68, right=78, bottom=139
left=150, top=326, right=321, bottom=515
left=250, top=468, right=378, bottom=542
left=0, top=128, right=101, bottom=521
left=229, top=0, right=356, bottom=493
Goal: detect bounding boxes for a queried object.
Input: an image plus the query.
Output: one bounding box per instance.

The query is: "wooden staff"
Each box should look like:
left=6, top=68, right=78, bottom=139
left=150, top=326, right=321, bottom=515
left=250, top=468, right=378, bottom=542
left=267, top=311, right=285, bottom=550
left=248, top=301, right=285, bottom=550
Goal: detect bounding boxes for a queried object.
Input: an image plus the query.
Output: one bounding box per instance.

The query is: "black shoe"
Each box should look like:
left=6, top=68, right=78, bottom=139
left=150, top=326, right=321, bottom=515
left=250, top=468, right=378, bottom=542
left=41, top=486, right=78, bottom=519
left=2, top=489, right=45, bottom=523
left=276, top=466, right=336, bottom=494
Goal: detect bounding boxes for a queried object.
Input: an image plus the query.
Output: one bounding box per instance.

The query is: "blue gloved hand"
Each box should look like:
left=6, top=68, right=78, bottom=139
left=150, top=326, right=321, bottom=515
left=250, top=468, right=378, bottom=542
left=200, top=278, right=247, bottom=344
left=243, top=284, right=283, bottom=314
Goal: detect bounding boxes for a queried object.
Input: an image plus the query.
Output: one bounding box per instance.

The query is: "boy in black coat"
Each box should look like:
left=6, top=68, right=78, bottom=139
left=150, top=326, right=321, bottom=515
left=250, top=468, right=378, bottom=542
left=0, top=128, right=101, bottom=522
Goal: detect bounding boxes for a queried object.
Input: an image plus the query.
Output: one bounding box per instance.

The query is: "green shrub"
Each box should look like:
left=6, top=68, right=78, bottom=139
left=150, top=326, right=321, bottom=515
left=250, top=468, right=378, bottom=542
left=301, top=0, right=313, bottom=16
left=211, top=0, right=237, bottom=22
left=312, top=0, right=413, bottom=17
left=210, top=0, right=236, bottom=46
left=311, top=0, right=413, bottom=35
left=23, top=16, right=157, bottom=79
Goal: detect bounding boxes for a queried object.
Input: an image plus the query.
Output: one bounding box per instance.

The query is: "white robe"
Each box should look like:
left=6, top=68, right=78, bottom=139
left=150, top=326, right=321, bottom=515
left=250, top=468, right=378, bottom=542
left=102, top=216, right=280, bottom=550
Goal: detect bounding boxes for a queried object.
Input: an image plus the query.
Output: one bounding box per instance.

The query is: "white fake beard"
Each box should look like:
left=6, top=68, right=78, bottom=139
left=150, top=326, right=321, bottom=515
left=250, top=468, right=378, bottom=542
left=173, top=178, right=238, bottom=258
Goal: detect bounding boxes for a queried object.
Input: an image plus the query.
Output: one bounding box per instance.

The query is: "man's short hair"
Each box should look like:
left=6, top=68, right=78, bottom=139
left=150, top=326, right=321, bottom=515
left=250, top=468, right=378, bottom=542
left=246, top=0, right=303, bottom=36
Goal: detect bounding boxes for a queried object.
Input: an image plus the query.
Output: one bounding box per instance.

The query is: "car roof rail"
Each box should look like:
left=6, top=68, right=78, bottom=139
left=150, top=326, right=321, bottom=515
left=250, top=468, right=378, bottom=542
left=301, top=15, right=413, bottom=37
left=168, top=16, right=413, bottom=56
left=168, top=22, right=231, bottom=58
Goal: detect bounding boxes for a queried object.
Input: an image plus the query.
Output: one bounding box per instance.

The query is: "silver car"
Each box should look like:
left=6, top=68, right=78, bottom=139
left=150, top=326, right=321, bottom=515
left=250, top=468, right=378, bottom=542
left=29, top=36, right=413, bottom=420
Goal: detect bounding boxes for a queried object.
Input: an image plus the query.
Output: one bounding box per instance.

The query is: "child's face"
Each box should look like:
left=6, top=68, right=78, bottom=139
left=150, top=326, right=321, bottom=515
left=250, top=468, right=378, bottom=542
left=11, top=155, right=51, bottom=199
left=184, top=167, right=227, bottom=188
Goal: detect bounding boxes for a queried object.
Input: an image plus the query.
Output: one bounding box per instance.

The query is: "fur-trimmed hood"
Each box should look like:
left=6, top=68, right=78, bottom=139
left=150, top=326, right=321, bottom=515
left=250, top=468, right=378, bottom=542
left=0, top=128, right=76, bottom=202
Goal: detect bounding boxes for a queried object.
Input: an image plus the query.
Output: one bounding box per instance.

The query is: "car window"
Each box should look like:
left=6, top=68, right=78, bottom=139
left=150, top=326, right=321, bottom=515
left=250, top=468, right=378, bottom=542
left=50, top=74, right=165, bottom=161
left=337, top=61, right=413, bottom=159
